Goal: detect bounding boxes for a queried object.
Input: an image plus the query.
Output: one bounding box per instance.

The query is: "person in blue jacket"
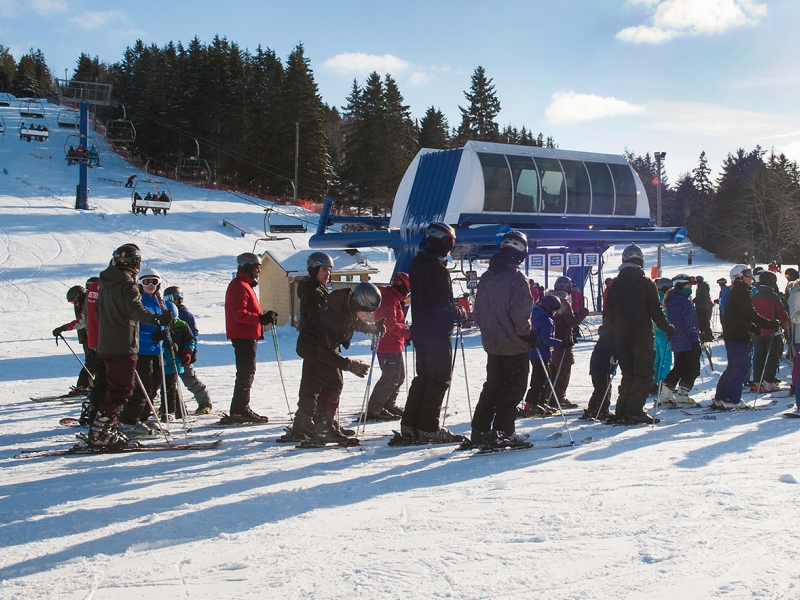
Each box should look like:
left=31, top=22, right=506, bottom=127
left=118, top=268, right=167, bottom=435
left=521, top=294, right=564, bottom=416
left=659, top=274, right=701, bottom=407
left=159, top=302, right=196, bottom=420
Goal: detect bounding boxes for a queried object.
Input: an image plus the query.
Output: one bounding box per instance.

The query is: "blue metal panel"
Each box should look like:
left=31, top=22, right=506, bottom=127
left=402, top=148, right=463, bottom=229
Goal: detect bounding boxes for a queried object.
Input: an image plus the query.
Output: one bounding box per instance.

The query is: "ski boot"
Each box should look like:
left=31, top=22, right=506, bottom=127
left=195, top=402, right=213, bottom=415
left=314, top=418, right=349, bottom=444
left=229, top=408, right=269, bottom=423
left=658, top=384, right=677, bottom=408
left=417, top=427, right=465, bottom=444
left=88, top=414, right=137, bottom=449
left=674, top=386, right=698, bottom=408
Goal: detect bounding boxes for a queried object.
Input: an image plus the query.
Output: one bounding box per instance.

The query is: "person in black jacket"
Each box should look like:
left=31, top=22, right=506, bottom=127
left=400, top=222, right=467, bottom=443
left=715, top=265, right=779, bottom=408
left=582, top=320, right=616, bottom=421
left=603, top=244, right=673, bottom=424
left=694, top=276, right=713, bottom=342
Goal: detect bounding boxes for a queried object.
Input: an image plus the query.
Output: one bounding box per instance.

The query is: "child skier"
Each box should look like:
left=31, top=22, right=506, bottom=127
left=659, top=274, right=701, bottom=408
left=582, top=321, right=616, bottom=421
left=522, top=294, right=564, bottom=416
left=159, top=302, right=196, bottom=420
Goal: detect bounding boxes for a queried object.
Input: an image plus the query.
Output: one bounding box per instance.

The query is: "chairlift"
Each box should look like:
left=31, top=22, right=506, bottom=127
left=131, top=178, right=172, bottom=216
left=175, top=138, right=211, bottom=184
left=64, top=134, right=100, bottom=168
left=265, top=206, right=308, bottom=234
left=105, top=104, right=136, bottom=143
left=57, top=108, right=80, bottom=128
left=19, top=100, right=45, bottom=118
left=0, top=93, right=12, bottom=107
left=19, top=118, right=50, bottom=142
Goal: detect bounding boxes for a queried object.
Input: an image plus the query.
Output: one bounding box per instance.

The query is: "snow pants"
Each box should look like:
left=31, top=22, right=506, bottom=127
left=160, top=373, right=186, bottom=417
left=297, top=352, right=344, bottom=421
left=587, top=373, right=612, bottom=416
left=402, top=334, right=453, bottom=434
left=367, top=352, right=405, bottom=415
left=524, top=357, right=550, bottom=409
left=549, top=346, right=574, bottom=405
left=654, top=328, right=672, bottom=382
left=230, top=339, right=257, bottom=414
left=715, top=341, right=750, bottom=404
left=753, top=334, right=782, bottom=384
left=614, top=336, right=656, bottom=418
left=83, top=351, right=107, bottom=425
left=472, top=352, right=529, bottom=436
left=663, top=343, right=701, bottom=391
left=76, top=345, right=100, bottom=390
left=98, top=352, right=138, bottom=418
left=179, top=363, right=212, bottom=407
left=120, top=354, right=161, bottom=424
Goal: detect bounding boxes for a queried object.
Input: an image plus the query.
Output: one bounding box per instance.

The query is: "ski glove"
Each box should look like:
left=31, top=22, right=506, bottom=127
left=347, top=359, right=370, bottom=378
left=151, top=329, right=169, bottom=343
left=767, top=319, right=780, bottom=331
left=259, top=311, right=279, bottom=326
left=665, top=324, right=676, bottom=341
left=360, top=318, right=386, bottom=337
left=180, top=350, right=192, bottom=366
left=156, top=311, right=173, bottom=326
left=52, top=326, right=66, bottom=337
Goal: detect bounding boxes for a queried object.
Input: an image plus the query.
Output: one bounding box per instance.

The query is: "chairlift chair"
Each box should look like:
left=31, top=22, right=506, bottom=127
left=19, top=100, right=45, bottom=118
left=104, top=104, right=136, bottom=143
left=64, top=134, right=100, bottom=167
left=131, top=178, right=172, bottom=216
left=175, top=138, right=211, bottom=184
left=19, top=117, right=50, bottom=142
left=265, top=206, right=308, bottom=234
left=57, top=109, right=80, bottom=128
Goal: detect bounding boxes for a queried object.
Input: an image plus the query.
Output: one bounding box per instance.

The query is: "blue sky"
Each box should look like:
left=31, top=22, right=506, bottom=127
left=2, top=0, right=799, bottom=180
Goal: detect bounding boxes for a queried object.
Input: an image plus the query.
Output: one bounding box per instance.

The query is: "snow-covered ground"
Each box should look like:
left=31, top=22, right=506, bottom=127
left=2, top=101, right=800, bottom=600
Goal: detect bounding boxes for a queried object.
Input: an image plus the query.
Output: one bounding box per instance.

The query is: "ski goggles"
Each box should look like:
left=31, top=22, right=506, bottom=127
left=741, top=269, right=753, bottom=278
left=165, top=291, right=183, bottom=302
left=141, top=278, right=160, bottom=286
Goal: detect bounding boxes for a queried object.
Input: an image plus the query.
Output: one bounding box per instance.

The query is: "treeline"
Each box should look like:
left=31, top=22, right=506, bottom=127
left=0, top=46, right=53, bottom=97
left=627, top=148, right=800, bottom=263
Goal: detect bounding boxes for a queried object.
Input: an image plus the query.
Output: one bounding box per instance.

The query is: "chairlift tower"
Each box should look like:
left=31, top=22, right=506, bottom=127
left=56, top=80, right=113, bottom=210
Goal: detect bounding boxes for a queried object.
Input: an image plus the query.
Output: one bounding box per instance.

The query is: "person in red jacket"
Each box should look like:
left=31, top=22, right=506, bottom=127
left=366, top=272, right=411, bottom=419
left=225, top=253, right=277, bottom=423
left=81, top=277, right=104, bottom=425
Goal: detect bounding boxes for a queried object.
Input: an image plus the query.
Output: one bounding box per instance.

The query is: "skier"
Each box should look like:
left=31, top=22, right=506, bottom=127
left=687, top=250, right=693, bottom=266
left=125, top=174, right=136, bottom=188
left=522, top=294, right=563, bottom=417
left=164, top=285, right=213, bottom=414
left=81, top=276, right=103, bottom=425
left=51, top=284, right=94, bottom=395
left=365, top=272, right=411, bottom=420
left=470, top=230, right=538, bottom=447
left=399, top=222, right=467, bottom=443
left=549, top=276, right=589, bottom=409
left=693, top=276, right=713, bottom=342
left=291, top=252, right=334, bottom=437
left=750, top=271, right=789, bottom=392
left=716, top=277, right=730, bottom=331
left=582, top=320, right=616, bottom=421
left=225, top=252, right=277, bottom=423
left=118, top=268, right=168, bottom=435
left=90, top=244, right=173, bottom=448
left=659, top=274, right=701, bottom=408
left=603, top=244, right=673, bottom=424
left=295, top=282, right=385, bottom=443
left=714, top=265, right=779, bottom=409
left=158, top=302, right=196, bottom=420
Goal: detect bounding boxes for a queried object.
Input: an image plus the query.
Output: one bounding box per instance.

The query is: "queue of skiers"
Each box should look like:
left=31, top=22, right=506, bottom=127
left=52, top=232, right=800, bottom=451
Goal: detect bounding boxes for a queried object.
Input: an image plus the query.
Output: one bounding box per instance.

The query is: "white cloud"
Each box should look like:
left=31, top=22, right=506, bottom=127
left=321, top=52, right=447, bottom=87
left=68, top=10, right=127, bottom=31
left=30, top=0, right=67, bottom=15
left=545, top=91, right=645, bottom=125
left=0, top=0, right=66, bottom=18
left=644, top=101, right=794, bottom=137
left=617, top=0, right=767, bottom=44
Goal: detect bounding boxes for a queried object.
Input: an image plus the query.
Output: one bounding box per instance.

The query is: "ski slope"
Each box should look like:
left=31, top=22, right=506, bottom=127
left=2, top=100, right=800, bottom=600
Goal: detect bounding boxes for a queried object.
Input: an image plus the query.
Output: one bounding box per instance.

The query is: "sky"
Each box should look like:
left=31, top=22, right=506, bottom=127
left=2, top=0, right=800, bottom=181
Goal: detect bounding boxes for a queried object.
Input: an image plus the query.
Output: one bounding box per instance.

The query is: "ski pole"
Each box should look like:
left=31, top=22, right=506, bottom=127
left=545, top=347, right=568, bottom=407
left=357, top=334, right=380, bottom=439
left=271, top=323, right=293, bottom=417
left=536, top=348, right=574, bottom=444
left=158, top=351, right=170, bottom=431
left=440, top=331, right=461, bottom=428
left=652, top=339, right=671, bottom=426
left=458, top=323, right=473, bottom=420
left=594, top=360, right=618, bottom=422
left=134, top=371, right=170, bottom=443
left=752, top=334, right=775, bottom=409
left=404, top=341, right=409, bottom=400
left=164, top=332, right=191, bottom=446
left=56, top=334, right=94, bottom=385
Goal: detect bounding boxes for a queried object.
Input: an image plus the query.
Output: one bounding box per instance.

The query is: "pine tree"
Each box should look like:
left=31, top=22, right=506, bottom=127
left=453, top=66, right=501, bottom=145
left=418, top=106, right=449, bottom=150
left=13, top=48, right=52, bottom=96
left=0, top=46, right=16, bottom=92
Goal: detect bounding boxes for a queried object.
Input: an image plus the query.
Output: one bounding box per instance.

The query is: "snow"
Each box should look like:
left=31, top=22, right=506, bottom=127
left=2, top=101, right=800, bottom=599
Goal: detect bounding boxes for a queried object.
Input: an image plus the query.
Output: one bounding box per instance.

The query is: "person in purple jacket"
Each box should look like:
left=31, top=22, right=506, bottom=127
left=521, top=294, right=564, bottom=416
left=658, top=274, right=701, bottom=408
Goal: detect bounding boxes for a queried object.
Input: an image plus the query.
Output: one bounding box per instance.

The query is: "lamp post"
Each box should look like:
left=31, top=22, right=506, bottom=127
left=654, top=151, right=667, bottom=277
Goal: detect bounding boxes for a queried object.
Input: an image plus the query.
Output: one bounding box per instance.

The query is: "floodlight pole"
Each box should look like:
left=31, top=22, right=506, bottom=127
left=655, top=151, right=666, bottom=277
left=77, top=102, right=89, bottom=210
left=293, top=122, right=299, bottom=204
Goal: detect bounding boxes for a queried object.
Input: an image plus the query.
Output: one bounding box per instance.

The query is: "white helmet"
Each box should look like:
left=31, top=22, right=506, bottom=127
left=138, top=268, right=161, bottom=282
left=730, top=264, right=751, bottom=280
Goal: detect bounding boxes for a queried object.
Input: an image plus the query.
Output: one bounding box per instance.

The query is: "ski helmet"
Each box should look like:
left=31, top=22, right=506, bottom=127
left=758, top=271, right=777, bottom=286
left=392, top=271, right=410, bottom=294
left=138, top=268, right=161, bottom=283
left=85, top=276, right=99, bottom=288
left=695, top=276, right=704, bottom=283
left=112, top=243, right=141, bottom=272
left=621, top=243, right=644, bottom=266
left=164, top=285, right=183, bottom=304
left=237, top=252, right=260, bottom=268
left=655, top=277, right=672, bottom=291
left=165, top=301, right=180, bottom=320
left=554, top=276, right=573, bottom=291
left=540, top=294, right=562, bottom=315
left=426, top=222, right=456, bottom=255
left=672, top=273, right=692, bottom=286
left=307, top=252, right=334, bottom=270
left=66, top=285, right=85, bottom=304
left=351, top=282, right=382, bottom=312
left=717, top=278, right=727, bottom=285
left=785, top=268, right=799, bottom=281
left=499, top=230, right=528, bottom=262
left=730, top=264, right=752, bottom=280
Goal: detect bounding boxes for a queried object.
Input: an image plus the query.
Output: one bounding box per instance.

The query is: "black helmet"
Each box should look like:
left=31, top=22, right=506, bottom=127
left=759, top=271, right=777, bottom=286
left=164, top=285, right=183, bottom=304
left=621, top=243, right=644, bottom=266
left=307, top=252, right=334, bottom=270
left=655, top=277, right=672, bottom=291
left=66, top=285, right=85, bottom=303
left=554, top=276, right=573, bottom=291
left=112, top=243, right=141, bottom=272
left=426, top=222, right=456, bottom=256
left=351, top=282, right=382, bottom=312
left=85, top=276, right=99, bottom=287
left=500, top=230, right=528, bottom=262
left=540, top=294, right=562, bottom=314
left=785, top=268, right=799, bottom=281
left=237, top=252, right=260, bottom=267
